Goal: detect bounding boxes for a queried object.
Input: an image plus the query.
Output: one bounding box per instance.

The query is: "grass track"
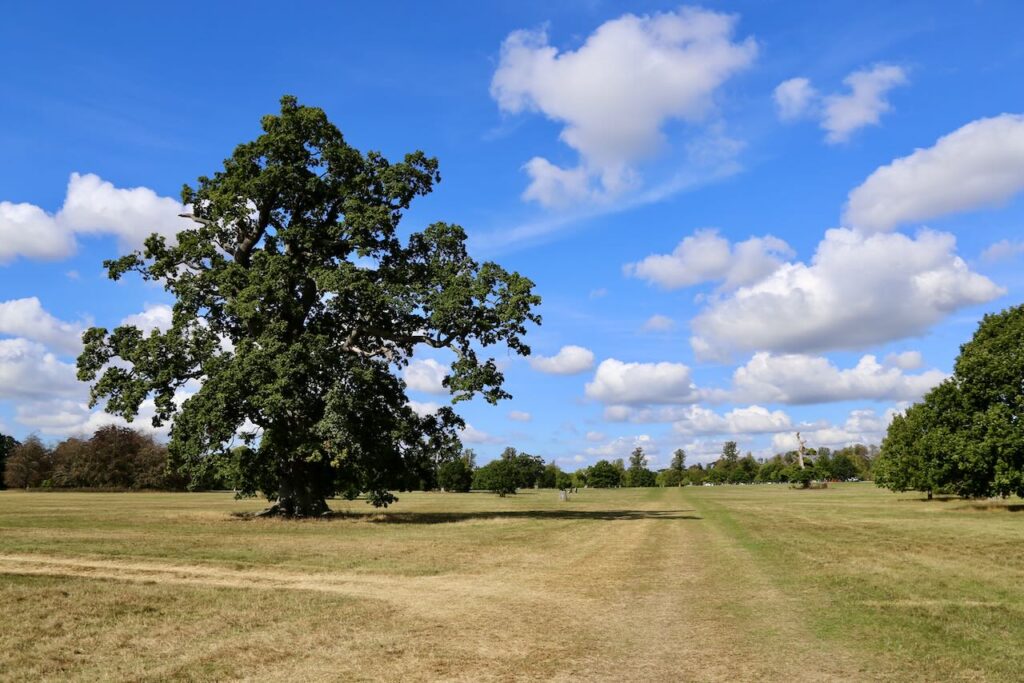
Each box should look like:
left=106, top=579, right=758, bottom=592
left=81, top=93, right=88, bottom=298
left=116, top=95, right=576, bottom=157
left=1, top=484, right=1022, bottom=681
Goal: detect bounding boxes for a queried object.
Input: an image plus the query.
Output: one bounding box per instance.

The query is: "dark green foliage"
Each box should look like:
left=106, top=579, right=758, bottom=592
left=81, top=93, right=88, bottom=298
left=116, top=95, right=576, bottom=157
left=788, top=466, right=814, bottom=488
left=0, top=432, right=19, bottom=490
left=624, top=447, right=656, bottom=487
left=472, top=458, right=518, bottom=496
left=554, top=469, right=574, bottom=490
left=658, top=468, right=683, bottom=487
left=76, top=97, right=540, bottom=516
left=727, top=454, right=759, bottom=484
left=438, top=458, right=473, bottom=492
left=828, top=451, right=859, bottom=481
left=49, top=426, right=183, bottom=490
left=587, top=459, right=623, bottom=488
left=670, top=448, right=686, bottom=473
left=3, top=436, right=53, bottom=489
left=500, top=447, right=546, bottom=489
left=877, top=304, right=1024, bottom=499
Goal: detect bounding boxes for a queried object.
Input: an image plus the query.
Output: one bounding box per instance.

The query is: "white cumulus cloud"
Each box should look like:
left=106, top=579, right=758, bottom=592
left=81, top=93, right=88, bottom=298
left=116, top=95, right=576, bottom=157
left=731, top=352, right=946, bottom=405
left=491, top=7, right=756, bottom=207
left=822, top=65, right=907, bottom=143
left=981, top=239, right=1024, bottom=263
left=641, top=314, right=675, bottom=333
left=0, top=298, right=86, bottom=355
left=773, top=77, right=817, bottom=121
left=0, top=173, right=190, bottom=265
left=530, top=345, right=595, bottom=375
left=403, top=358, right=448, bottom=394
left=121, top=304, right=174, bottom=333
left=774, top=65, right=907, bottom=143
left=585, top=358, right=698, bottom=405
left=671, top=404, right=793, bottom=435
left=0, top=338, right=82, bottom=400
left=625, top=228, right=793, bottom=290
left=690, top=228, right=1003, bottom=358
left=845, top=114, right=1024, bottom=232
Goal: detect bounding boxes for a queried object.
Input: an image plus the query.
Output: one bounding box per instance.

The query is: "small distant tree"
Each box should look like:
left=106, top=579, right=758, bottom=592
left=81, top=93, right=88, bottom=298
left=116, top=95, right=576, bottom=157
left=830, top=451, right=859, bottom=481
left=659, top=468, right=683, bottom=487
left=612, top=458, right=626, bottom=484
left=473, top=458, right=517, bottom=496
left=588, top=460, right=622, bottom=488
left=0, top=432, right=20, bottom=490
left=625, top=446, right=657, bottom=487
left=728, top=453, right=759, bottom=484
left=555, top=469, right=574, bottom=490
left=3, top=436, right=54, bottom=489
left=538, top=462, right=559, bottom=489
left=670, top=448, right=686, bottom=476
left=438, top=458, right=473, bottom=492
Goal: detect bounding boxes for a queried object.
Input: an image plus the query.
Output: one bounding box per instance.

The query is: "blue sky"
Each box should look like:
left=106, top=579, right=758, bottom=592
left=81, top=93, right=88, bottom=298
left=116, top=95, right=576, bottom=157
left=2, top=1, right=1023, bottom=468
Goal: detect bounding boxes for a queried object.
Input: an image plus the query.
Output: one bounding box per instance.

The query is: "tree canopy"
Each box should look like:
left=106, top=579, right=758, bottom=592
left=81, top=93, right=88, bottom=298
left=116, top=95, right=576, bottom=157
left=876, top=304, right=1024, bottom=498
left=77, top=96, right=541, bottom=516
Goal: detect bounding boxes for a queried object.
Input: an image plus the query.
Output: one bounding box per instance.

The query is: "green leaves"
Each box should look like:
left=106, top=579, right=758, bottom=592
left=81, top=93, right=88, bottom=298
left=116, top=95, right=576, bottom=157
left=877, top=304, right=1024, bottom=499
left=76, top=96, right=541, bottom=515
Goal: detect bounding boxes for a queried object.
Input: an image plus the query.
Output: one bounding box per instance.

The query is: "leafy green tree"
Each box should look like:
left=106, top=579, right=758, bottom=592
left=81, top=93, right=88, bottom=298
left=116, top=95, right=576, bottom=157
left=669, top=448, right=686, bottom=479
left=472, top=458, right=517, bottom=496
left=875, top=381, right=962, bottom=498
left=721, top=441, right=739, bottom=465
left=706, top=465, right=729, bottom=484
left=625, top=446, right=656, bottom=487
left=756, top=457, right=786, bottom=483
left=829, top=451, right=859, bottom=481
left=728, top=453, right=759, bottom=484
left=587, top=460, right=622, bottom=488
left=555, top=469, right=574, bottom=490
left=51, top=426, right=176, bottom=490
left=3, top=436, right=54, bottom=489
left=500, top=448, right=546, bottom=489
left=788, top=465, right=814, bottom=488
left=949, top=305, right=1024, bottom=497
left=659, top=468, right=683, bottom=487
left=0, top=432, right=19, bottom=490
left=76, top=97, right=540, bottom=517
left=612, top=458, right=626, bottom=484
left=437, top=458, right=472, bottom=492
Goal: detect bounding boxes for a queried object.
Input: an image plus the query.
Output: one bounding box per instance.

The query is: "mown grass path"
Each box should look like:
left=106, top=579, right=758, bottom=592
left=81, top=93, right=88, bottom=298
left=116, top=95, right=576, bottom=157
left=1, top=485, right=1021, bottom=681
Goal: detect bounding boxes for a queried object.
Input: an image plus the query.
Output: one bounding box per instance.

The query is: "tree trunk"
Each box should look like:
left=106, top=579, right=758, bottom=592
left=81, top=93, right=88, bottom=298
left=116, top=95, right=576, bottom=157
left=260, top=473, right=330, bottom=517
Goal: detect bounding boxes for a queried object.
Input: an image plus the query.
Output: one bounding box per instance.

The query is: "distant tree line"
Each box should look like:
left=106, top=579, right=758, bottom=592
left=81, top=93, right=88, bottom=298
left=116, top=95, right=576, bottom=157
left=0, top=427, right=878, bottom=496
left=572, top=442, right=876, bottom=489
left=2, top=427, right=187, bottom=490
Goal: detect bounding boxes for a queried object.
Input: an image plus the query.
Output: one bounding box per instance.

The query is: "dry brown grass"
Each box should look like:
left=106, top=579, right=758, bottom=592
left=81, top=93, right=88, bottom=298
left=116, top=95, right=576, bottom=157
left=1, top=485, right=1022, bottom=681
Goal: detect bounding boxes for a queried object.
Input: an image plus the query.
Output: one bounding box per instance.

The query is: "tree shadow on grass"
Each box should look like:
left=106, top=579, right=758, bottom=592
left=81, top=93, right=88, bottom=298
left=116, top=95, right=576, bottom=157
left=234, top=509, right=702, bottom=523
left=900, top=496, right=1024, bottom=512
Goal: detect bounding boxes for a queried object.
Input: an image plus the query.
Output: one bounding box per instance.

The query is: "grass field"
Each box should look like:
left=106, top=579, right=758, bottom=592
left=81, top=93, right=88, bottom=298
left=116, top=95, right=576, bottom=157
left=1, top=484, right=1023, bottom=682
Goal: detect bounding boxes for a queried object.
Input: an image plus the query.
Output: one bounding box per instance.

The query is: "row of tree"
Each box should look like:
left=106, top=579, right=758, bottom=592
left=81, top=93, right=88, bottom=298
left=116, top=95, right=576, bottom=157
left=875, top=305, right=1024, bottom=499
left=2, top=427, right=186, bottom=490
left=1, top=426, right=879, bottom=495
left=573, top=442, right=877, bottom=489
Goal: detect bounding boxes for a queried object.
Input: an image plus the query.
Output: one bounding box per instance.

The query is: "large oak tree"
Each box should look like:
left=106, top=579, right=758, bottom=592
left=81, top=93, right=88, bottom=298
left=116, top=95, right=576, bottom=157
left=78, top=96, right=541, bottom=516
